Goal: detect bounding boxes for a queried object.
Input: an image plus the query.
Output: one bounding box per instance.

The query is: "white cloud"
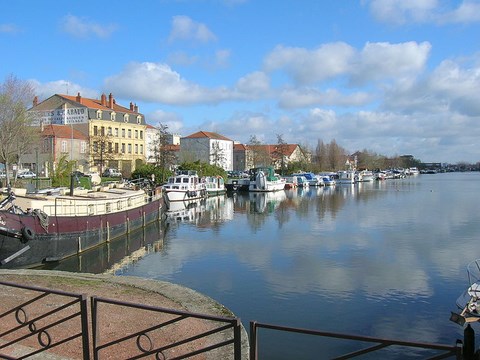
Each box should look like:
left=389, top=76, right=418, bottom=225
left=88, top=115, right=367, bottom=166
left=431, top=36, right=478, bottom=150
left=351, top=41, right=431, bottom=85
left=147, top=109, right=184, bottom=133
left=264, top=42, right=355, bottom=85
left=279, top=88, right=372, bottom=108
left=235, top=71, right=270, bottom=97
left=367, top=0, right=480, bottom=25
left=168, top=16, right=217, bottom=43
left=368, top=0, right=438, bottom=24
left=60, top=14, right=117, bottom=39
left=104, top=62, right=231, bottom=105
left=28, top=79, right=98, bottom=101
left=0, top=24, right=20, bottom=33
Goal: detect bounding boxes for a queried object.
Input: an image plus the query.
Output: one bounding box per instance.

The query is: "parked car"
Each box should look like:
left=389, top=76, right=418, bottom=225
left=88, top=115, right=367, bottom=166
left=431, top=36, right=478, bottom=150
left=18, top=171, right=37, bottom=179
left=103, top=168, right=122, bottom=178
left=72, top=170, right=86, bottom=178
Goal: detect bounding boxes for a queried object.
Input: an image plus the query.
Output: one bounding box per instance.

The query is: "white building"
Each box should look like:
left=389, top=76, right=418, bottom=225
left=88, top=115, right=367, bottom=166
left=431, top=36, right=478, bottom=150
left=180, top=131, right=234, bottom=171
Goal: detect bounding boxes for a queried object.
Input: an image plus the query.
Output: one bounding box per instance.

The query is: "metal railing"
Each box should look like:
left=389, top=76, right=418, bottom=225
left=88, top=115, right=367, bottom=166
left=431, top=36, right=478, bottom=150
left=0, top=280, right=90, bottom=359
left=91, top=296, right=242, bottom=360
left=250, top=321, right=463, bottom=360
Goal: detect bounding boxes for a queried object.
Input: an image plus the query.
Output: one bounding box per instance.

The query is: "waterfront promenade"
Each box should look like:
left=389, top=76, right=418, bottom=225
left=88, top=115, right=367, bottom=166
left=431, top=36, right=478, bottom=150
left=0, top=269, right=249, bottom=359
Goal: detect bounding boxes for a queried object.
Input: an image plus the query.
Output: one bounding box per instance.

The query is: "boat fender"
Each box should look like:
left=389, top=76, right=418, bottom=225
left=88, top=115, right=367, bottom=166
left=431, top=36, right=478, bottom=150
left=21, top=226, right=35, bottom=242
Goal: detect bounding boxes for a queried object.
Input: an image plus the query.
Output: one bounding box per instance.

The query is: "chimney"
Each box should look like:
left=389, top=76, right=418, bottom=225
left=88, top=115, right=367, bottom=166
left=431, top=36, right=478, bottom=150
left=108, top=93, right=114, bottom=108
left=101, top=93, right=107, bottom=106
left=130, top=102, right=134, bottom=111
left=33, top=96, right=38, bottom=107
left=134, top=104, right=139, bottom=113
left=76, top=92, right=82, bottom=103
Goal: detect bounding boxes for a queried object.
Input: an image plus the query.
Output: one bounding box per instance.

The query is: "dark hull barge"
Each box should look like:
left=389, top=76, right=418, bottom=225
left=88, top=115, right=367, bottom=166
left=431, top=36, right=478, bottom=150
left=0, top=181, right=164, bottom=269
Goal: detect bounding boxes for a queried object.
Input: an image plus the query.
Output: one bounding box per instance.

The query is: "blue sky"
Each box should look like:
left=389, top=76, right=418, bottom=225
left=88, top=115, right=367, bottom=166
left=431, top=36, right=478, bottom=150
left=1, top=0, right=480, bottom=164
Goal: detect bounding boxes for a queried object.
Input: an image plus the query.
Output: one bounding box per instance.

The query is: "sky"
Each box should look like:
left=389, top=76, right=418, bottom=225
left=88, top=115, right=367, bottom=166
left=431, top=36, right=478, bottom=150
left=1, top=0, right=480, bottom=164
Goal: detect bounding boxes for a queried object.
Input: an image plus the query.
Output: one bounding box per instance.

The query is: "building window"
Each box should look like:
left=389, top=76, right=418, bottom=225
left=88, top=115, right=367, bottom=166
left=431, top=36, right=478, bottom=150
left=93, top=126, right=98, bottom=136
left=121, top=143, right=125, bottom=153
left=134, top=130, right=138, bottom=139
left=111, top=112, right=116, bottom=121
left=136, top=116, right=141, bottom=124
left=128, top=144, right=132, bottom=154
left=122, top=129, right=126, bottom=138
left=101, top=127, right=105, bottom=136
left=124, top=114, right=129, bottom=122
left=135, top=144, right=138, bottom=154
left=96, top=110, right=102, bottom=119
left=61, top=140, right=67, bottom=153
left=140, top=130, right=143, bottom=140
left=140, top=144, right=143, bottom=154
left=127, top=129, right=132, bottom=138
left=114, top=128, right=119, bottom=137
left=108, top=127, right=112, bottom=136
left=115, top=143, right=119, bottom=153
left=93, top=141, right=98, bottom=152
left=80, top=141, right=87, bottom=154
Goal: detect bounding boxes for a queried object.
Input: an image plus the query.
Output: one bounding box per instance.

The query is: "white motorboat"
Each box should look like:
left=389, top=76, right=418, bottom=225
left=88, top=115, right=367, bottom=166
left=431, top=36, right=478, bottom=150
left=204, top=176, right=226, bottom=196
left=163, top=170, right=207, bottom=204
left=292, top=172, right=322, bottom=186
left=248, top=167, right=285, bottom=192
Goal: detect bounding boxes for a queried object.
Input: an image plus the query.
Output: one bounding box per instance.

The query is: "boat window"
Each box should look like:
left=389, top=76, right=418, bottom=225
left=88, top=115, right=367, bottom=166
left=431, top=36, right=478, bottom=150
left=175, top=178, right=182, bottom=183
left=183, top=178, right=189, bottom=183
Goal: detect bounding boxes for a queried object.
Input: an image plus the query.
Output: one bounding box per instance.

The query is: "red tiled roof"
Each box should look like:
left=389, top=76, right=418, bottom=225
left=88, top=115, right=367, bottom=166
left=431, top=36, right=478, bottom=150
left=42, top=124, right=88, bottom=140
left=184, top=131, right=232, bottom=141
left=59, top=93, right=141, bottom=115
left=247, top=144, right=299, bottom=157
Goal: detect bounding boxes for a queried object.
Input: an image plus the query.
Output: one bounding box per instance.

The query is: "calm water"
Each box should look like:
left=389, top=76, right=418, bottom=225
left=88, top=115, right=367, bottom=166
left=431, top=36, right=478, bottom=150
left=43, top=172, right=480, bottom=358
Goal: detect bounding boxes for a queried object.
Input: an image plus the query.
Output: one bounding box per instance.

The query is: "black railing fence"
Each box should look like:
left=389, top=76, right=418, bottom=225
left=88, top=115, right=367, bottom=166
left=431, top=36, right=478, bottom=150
left=250, top=321, right=464, bottom=360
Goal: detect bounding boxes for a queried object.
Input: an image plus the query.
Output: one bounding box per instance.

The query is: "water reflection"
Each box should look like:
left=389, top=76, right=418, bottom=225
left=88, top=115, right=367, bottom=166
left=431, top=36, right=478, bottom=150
left=38, top=220, right=166, bottom=274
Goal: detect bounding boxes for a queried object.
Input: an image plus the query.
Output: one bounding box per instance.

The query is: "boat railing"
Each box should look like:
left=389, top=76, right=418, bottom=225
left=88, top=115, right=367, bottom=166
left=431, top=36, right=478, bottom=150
left=40, top=193, right=149, bottom=217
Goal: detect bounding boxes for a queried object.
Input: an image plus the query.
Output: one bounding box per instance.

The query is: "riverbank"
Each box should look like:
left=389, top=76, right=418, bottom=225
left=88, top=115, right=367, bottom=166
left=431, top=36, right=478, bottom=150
left=0, top=269, right=249, bottom=359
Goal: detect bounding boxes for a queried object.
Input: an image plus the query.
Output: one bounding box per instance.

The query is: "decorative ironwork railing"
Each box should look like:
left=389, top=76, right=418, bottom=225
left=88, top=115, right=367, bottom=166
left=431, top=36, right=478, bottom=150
left=0, top=280, right=90, bottom=359
left=91, top=296, right=242, bottom=360
left=250, top=321, right=463, bottom=360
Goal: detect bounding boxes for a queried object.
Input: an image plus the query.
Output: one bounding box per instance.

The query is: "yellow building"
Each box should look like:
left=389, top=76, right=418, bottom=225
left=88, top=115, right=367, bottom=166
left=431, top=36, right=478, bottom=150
left=29, top=92, right=146, bottom=177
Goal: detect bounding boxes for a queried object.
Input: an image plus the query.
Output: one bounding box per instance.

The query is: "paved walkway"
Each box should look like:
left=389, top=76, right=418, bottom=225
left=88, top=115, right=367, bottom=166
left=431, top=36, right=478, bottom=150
left=0, top=269, right=249, bottom=359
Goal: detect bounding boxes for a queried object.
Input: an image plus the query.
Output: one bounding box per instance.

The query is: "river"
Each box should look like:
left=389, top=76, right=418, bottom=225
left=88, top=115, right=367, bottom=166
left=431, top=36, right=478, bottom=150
left=42, top=171, right=480, bottom=359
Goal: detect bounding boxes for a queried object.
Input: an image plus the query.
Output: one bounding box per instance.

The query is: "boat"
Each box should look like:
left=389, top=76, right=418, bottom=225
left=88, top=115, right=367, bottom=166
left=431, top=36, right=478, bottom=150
left=356, top=170, right=375, bottom=182
left=337, top=158, right=357, bottom=184
left=292, top=172, right=322, bottom=187
left=451, top=259, right=480, bottom=325
left=204, top=176, right=226, bottom=196
left=162, top=170, right=207, bottom=204
left=225, top=178, right=250, bottom=192
left=0, top=179, right=164, bottom=269
left=294, top=175, right=310, bottom=188
left=321, top=175, right=336, bottom=186
left=248, top=167, right=286, bottom=192
left=282, top=176, right=298, bottom=189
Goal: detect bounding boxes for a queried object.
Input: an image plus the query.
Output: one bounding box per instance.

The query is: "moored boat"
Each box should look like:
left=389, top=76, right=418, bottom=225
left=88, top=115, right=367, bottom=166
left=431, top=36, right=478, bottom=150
left=204, top=176, right=226, bottom=196
left=0, top=179, right=164, bottom=269
left=248, top=167, right=285, bottom=192
left=163, top=170, right=207, bottom=203
left=452, top=259, right=480, bottom=325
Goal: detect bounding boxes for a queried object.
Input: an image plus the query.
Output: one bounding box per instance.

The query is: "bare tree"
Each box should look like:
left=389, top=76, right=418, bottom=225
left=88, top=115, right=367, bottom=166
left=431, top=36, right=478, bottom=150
left=210, top=141, right=226, bottom=168
left=0, top=75, right=36, bottom=187
left=89, top=132, right=116, bottom=175
left=275, top=134, right=288, bottom=175
left=247, top=135, right=270, bottom=168
left=150, top=123, right=177, bottom=180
